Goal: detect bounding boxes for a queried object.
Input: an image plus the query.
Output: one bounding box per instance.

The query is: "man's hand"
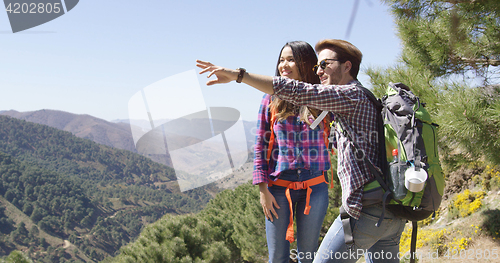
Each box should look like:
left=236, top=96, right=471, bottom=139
left=196, top=60, right=238, bottom=85
left=259, top=183, right=280, bottom=222
left=197, top=59, right=275, bottom=94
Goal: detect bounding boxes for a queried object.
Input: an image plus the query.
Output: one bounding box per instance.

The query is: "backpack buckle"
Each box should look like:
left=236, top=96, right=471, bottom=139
left=290, top=181, right=306, bottom=190
left=354, top=148, right=365, bottom=160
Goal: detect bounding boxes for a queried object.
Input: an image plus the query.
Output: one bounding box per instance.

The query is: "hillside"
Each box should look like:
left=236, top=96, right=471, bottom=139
left=0, top=110, right=258, bottom=159
left=395, top=166, right=500, bottom=263
left=0, top=110, right=139, bottom=154
left=0, top=115, right=217, bottom=262
left=1, top=110, right=258, bottom=188
left=105, top=164, right=500, bottom=263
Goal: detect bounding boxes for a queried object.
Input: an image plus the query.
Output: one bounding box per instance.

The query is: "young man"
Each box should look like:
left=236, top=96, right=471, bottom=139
left=197, top=39, right=405, bottom=263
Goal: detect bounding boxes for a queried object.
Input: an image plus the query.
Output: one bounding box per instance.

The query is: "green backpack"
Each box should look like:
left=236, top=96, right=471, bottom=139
left=337, top=82, right=445, bottom=262
left=381, top=83, right=444, bottom=219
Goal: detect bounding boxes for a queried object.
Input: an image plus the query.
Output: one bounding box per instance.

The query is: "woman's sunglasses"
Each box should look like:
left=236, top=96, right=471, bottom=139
left=312, top=59, right=340, bottom=72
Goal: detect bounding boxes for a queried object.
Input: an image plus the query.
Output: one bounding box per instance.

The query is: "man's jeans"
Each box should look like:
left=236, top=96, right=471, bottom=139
left=266, top=169, right=329, bottom=263
left=313, top=205, right=406, bottom=263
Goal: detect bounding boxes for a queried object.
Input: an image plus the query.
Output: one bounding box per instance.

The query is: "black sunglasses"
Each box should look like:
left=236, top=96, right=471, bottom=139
left=312, top=59, right=340, bottom=72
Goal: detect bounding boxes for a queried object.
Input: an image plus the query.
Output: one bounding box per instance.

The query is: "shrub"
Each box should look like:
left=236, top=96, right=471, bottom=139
left=484, top=165, right=500, bottom=190
left=399, top=227, right=470, bottom=257
left=448, top=190, right=485, bottom=219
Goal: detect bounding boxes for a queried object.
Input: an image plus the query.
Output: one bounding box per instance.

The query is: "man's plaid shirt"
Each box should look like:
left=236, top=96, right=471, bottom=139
left=272, top=77, right=380, bottom=219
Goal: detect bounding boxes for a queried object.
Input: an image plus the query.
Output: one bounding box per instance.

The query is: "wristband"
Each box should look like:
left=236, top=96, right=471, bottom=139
left=236, top=68, right=246, bottom=83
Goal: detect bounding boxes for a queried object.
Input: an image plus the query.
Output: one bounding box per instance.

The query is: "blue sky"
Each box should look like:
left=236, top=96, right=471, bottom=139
left=0, top=0, right=401, bottom=122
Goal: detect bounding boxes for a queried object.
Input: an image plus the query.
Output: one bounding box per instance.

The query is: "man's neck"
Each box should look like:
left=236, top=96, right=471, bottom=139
left=338, top=76, right=355, bottom=85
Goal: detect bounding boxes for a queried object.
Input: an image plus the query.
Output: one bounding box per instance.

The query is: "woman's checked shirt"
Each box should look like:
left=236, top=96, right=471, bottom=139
left=252, top=94, right=331, bottom=185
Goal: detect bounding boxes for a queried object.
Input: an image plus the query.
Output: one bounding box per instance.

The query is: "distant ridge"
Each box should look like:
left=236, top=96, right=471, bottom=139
left=1, top=109, right=139, bottom=153
left=1, top=109, right=258, bottom=156
left=1, top=109, right=258, bottom=189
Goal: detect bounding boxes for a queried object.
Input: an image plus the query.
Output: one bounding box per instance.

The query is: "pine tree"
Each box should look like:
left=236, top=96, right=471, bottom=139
left=382, top=0, right=500, bottom=84
left=2, top=250, right=33, bottom=263
left=368, top=0, right=500, bottom=166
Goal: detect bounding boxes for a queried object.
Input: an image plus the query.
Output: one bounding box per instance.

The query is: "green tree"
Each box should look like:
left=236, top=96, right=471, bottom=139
left=382, top=0, right=500, bottom=83
left=30, top=225, right=39, bottom=237
left=29, top=207, right=43, bottom=223
left=115, top=214, right=232, bottom=263
left=0, top=207, right=14, bottom=234
left=368, top=0, right=500, bottom=167
left=201, top=183, right=266, bottom=262
left=112, top=183, right=264, bottom=262
left=16, top=222, right=28, bottom=236
left=22, top=202, right=33, bottom=216
left=1, top=250, right=33, bottom=263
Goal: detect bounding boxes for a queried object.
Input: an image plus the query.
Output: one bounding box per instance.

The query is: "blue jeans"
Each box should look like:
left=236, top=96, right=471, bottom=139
left=266, top=169, right=329, bottom=263
left=313, top=205, right=406, bottom=263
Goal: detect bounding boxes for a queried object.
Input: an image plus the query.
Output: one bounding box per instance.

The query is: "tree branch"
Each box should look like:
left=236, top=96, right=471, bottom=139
left=459, top=57, right=500, bottom=66
left=444, top=0, right=481, bottom=4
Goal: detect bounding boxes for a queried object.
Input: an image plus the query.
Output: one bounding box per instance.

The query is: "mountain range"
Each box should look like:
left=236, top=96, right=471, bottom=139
left=0, top=112, right=219, bottom=262
left=0, top=110, right=139, bottom=153
left=0, top=109, right=258, bottom=168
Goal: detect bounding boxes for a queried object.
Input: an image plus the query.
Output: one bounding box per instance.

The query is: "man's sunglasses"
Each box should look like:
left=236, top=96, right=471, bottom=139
left=312, top=59, right=340, bottom=72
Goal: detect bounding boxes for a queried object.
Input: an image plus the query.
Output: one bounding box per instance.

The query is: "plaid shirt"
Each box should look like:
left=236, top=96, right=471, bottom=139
left=272, top=77, right=380, bottom=219
left=252, top=94, right=331, bottom=185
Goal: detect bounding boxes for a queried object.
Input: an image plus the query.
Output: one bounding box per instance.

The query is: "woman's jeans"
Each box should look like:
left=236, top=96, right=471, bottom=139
left=313, top=205, right=406, bottom=263
left=266, top=169, right=329, bottom=263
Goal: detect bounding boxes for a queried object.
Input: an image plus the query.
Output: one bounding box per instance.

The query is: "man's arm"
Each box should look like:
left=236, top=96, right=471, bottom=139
left=196, top=60, right=274, bottom=94
left=197, top=60, right=361, bottom=115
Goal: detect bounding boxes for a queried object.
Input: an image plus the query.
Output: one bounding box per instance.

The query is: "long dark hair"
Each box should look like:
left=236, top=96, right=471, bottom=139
left=270, top=41, right=328, bottom=125
left=274, top=41, right=320, bottom=84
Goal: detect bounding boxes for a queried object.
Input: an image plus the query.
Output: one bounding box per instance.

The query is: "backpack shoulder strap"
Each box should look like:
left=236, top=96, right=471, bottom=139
left=266, top=102, right=277, bottom=167
left=357, top=86, right=383, bottom=111
left=338, top=86, right=388, bottom=178
left=335, top=86, right=397, bottom=222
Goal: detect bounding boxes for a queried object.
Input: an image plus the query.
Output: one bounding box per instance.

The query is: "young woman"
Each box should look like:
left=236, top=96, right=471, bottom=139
left=253, top=41, right=332, bottom=263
